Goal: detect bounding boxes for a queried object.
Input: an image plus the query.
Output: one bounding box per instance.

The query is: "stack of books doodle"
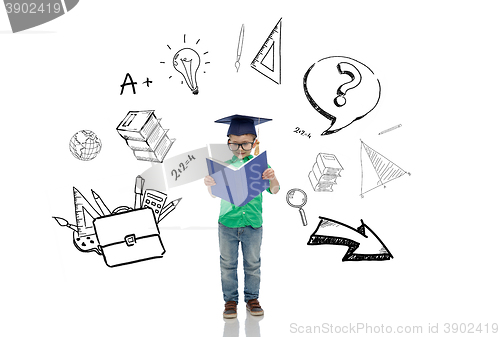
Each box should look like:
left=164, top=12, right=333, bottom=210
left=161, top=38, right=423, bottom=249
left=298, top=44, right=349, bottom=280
left=308, top=153, right=343, bottom=192
left=116, top=110, right=175, bottom=163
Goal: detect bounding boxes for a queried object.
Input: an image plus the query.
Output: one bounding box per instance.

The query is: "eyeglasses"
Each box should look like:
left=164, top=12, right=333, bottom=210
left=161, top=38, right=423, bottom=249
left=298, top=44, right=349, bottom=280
left=227, top=141, right=255, bottom=151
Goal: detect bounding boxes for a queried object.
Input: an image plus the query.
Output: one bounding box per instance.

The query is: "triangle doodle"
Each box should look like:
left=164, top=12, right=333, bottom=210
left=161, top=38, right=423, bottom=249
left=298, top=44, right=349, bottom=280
left=251, top=18, right=282, bottom=84
left=261, top=43, right=275, bottom=71
left=360, top=140, right=408, bottom=197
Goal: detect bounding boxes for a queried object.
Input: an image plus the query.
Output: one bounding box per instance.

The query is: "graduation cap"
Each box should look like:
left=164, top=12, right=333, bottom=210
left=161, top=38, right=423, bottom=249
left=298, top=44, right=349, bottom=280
left=214, top=114, right=272, bottom=155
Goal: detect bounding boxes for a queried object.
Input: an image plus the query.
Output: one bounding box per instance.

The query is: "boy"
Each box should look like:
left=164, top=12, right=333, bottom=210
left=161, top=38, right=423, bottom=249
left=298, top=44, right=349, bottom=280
left=204, top=114, right=280, bottom=319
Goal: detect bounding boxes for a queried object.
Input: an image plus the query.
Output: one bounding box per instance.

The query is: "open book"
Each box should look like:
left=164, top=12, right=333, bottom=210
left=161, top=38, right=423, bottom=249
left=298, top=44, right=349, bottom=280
left=206, top=151, right=269, bottom=207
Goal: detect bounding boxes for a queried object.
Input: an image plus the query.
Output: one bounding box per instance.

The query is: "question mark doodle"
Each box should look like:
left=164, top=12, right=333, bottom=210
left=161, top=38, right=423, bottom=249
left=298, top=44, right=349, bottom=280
left=334, top=62, right=362, bottom=107
left=303, top=56, right=381, bottom=135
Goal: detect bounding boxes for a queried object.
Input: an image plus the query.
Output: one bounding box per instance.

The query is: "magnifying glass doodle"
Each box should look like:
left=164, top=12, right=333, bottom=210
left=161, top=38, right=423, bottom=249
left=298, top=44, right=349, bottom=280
left=286, top=188, right=308, bottom=226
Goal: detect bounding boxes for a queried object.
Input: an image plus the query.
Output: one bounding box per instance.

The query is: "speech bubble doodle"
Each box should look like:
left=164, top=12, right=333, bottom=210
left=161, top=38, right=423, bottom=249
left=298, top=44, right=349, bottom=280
left=303, top=56, right=381, bottom=135
left=4, top=0, right=79, bottom=33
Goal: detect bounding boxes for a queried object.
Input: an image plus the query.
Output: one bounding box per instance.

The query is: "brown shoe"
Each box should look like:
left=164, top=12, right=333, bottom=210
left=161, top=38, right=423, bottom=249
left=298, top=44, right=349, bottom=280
left=246, top=299, right=264, bottom=316
left=223, top=301, right=237, bottom=319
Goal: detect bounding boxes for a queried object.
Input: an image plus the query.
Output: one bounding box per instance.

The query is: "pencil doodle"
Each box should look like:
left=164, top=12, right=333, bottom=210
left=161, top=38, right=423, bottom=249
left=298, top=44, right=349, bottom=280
left=308, top=153, right=343, bottom=192
left=117, top=110, right=175, bottom=163
left=251, top=18, right=282, bottom=84
left=307, top=216, right=393, bottom=262
left=161, top=34, right=210, bottom=94
left=286, top=188, right=308, bottom=226
left=235, top=24, right=245, bottom=72
left=69, top=130, right=102, bottom=161
left=360, top=140, right=409, bottom=197
left=379, top=124, right=402, bottom=135
left=303, top=56, right=381, bottom=135
left=53, top=176, right=182, bottom=268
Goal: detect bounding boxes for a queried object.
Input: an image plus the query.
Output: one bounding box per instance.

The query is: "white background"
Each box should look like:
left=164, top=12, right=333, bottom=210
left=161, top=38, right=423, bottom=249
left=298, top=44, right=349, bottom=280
left=1, top=1, right=499, bottom=336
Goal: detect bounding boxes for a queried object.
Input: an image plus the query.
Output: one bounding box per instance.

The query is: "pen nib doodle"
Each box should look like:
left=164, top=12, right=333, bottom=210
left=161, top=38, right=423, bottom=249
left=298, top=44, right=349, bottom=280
left=303, top=56, right=381, bottom=135
left=53, top=176, right=182, bottom=268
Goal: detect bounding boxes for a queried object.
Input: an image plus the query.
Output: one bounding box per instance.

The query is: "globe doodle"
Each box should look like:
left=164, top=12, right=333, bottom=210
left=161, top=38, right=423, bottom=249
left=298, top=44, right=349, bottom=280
left=69, top=130, right=102, bottom=161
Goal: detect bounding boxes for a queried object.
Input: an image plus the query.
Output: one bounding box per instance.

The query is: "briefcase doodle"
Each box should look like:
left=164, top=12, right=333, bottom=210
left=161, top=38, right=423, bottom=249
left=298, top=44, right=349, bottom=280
left=93, top=208, right=165, bottom=268
left=53, top=175, right=182, bottom=268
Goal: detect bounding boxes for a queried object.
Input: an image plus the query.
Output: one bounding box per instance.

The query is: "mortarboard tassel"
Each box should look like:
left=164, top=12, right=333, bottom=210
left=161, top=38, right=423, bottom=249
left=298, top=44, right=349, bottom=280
left=254, top=117, right=261, bottom=156
left=254, top=139, right=260, bottom=156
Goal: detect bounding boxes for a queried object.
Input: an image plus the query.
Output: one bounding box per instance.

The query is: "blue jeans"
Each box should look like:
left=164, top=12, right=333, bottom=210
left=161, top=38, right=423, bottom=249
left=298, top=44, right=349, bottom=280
left=218, top=222, right=263, bottom=304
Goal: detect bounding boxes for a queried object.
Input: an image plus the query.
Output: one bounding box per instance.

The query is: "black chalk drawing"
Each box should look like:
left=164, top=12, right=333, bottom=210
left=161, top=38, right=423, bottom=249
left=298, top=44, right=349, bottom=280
left=308, top=217, right=393, bottom=262
left=303, top=56, right=381, bottom=135
left=286, top=188, right=308, bottom=226
left=251, top=18, right=282, bottom=85
left=119, top=73, right=154, bottom=95
left=53, top=175, right=182, bottom=268
left=235, top=24, right=245, bottom=72
left=360, top=140, right=409, bottom=197
left=93, top=207, right=165, bottom=268
left=379, top=124, right=402, bottom=135
left=173, top=48, right=201, bottom=95
left=69, top=130, right=102, bottom=161
left=293, top=127, right=312, bottom=138
left=117, top=110, right=175, bottom=163
left=170, top=154, right=196, bottom=182
left=309, top=153, right=343, bottom=192
left=162, top=34, right=210, bottom=95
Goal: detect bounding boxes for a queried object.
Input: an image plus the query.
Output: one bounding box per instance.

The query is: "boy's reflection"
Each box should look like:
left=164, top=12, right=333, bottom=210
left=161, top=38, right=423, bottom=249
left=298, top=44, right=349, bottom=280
left=223, top=313, right=263, bottom=337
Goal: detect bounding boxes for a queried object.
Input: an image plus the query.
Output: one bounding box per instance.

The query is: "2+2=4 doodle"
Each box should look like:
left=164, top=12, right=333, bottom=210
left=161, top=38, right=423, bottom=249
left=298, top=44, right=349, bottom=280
left=171, top=154, right=196, bottom=181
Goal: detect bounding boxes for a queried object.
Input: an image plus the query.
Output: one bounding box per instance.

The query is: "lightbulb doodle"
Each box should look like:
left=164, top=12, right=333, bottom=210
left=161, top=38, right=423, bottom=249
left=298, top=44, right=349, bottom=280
left=303, top=56, right=381, bottom=135
left=161, top=34, right=210, bottom=95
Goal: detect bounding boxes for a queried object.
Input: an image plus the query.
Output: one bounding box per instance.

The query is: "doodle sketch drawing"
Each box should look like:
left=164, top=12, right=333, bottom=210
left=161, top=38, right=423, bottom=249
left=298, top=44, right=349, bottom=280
left=308, top=153, right=343, bottom=192
left=308, top=216, right=393, bottom=261
left=93, top=208, right=165, bottom=268
left=250, top=18, right=282, bottom=84
left=117, top=110, right=175, bottom=163
left=360, top=140, right=408, bottom=197
left=303, top=56, right=381, bottom=135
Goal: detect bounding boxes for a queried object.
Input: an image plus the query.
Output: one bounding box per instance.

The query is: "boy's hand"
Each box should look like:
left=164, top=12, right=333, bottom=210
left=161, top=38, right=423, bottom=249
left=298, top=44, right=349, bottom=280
left=204, top=175, right=216, bottom=186
left=262, top=168, right=276, bottom=181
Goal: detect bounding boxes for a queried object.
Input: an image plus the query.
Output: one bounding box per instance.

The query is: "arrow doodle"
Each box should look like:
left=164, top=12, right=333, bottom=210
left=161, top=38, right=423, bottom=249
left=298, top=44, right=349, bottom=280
left=307, top=216, right=393, bottom=261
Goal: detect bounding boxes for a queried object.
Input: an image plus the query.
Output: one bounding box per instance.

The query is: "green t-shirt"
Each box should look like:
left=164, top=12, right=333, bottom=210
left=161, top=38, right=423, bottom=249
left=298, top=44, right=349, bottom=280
left=218, top=154, right=273, bottom=228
